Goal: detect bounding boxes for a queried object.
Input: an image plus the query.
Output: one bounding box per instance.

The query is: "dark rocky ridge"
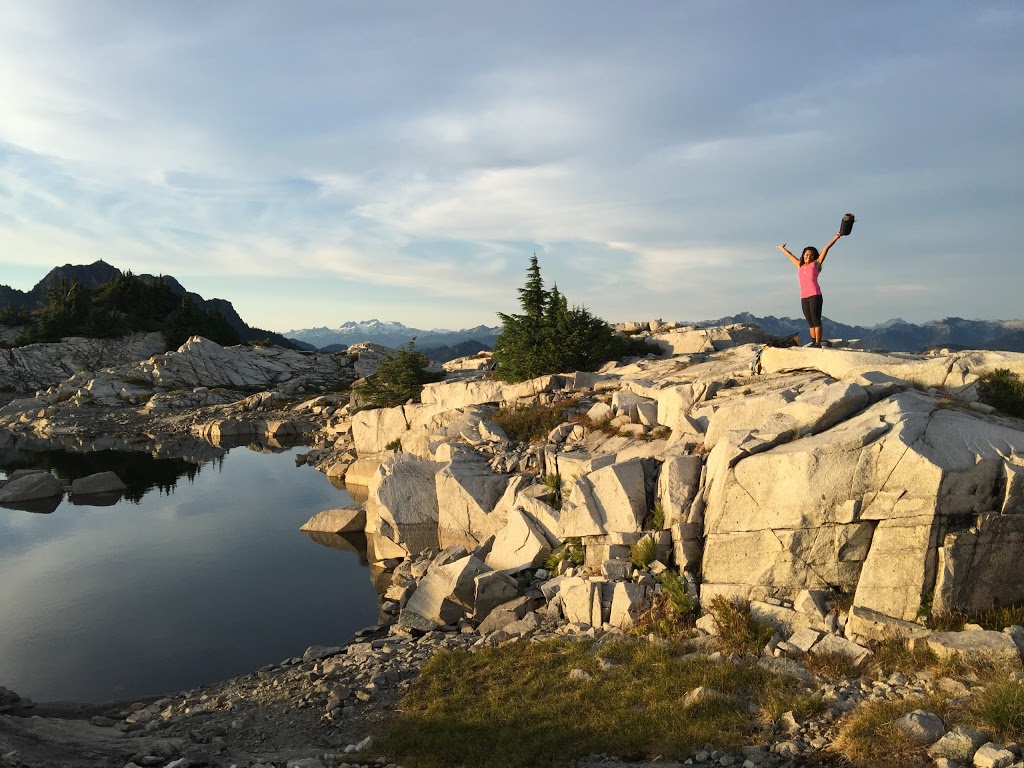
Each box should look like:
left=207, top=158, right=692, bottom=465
left=0, top=260, right=310, bottom=351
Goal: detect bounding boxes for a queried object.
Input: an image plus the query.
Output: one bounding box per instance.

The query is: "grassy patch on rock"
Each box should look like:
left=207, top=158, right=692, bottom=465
left=375, top=638, right=808, bottom=768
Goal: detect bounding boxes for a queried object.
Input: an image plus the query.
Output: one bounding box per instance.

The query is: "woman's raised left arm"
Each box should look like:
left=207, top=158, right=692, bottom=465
left=818, top=232, right=842, bottom=265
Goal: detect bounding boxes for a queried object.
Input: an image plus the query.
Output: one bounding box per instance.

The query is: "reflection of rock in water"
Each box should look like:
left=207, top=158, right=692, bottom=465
left=345, top=483, right=369, bottom=504
left=201, top=435, right=300, bottom=453
left=369, top=563, right=393, bottom=599
left=1, top=430, right=229, bottom=466
left=0, top=429, right=217, bottom=503
left=0, top=496, right=62, bottom=514
left=68, top=490, right=124, bottom=507
left=301, top=530, right=370, bottom=566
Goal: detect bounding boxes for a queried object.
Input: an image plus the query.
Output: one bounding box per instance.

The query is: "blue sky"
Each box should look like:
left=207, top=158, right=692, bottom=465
left=0, top=2, right=1021, bottom=333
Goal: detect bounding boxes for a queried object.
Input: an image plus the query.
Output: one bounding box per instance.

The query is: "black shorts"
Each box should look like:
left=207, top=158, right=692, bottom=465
left=801, top=294, right=823, bottom=328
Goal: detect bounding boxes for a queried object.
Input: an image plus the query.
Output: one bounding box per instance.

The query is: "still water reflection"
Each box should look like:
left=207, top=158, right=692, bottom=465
left=0, top=438, right=379, bottom=704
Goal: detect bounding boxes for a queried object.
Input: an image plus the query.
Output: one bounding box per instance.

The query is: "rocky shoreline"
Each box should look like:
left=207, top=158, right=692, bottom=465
left=3, top=323, right=1024, bottom=767
left=4, top=607, right=1024, bottom=768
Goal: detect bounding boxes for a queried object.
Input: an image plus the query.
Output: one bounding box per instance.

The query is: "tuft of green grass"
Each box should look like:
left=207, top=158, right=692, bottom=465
left=634, top=570, right=697, bottom=639
left=658, top=569, right=695, bottom=618
left=376, top=638, right=814, bottom=768
left=832, top=694, right=958, bottom=768
left=491, top=399, right=576, bottom=444
left=630, top=535, right=657, bottom=569
left=968, top=677, right=1024, bottom=742
left=541, top=473, right=563, bottom=510
left=977, top=368, right=1024, bottom=419
left=706, top=596, right=775, bottom=656
left=645, top=502, right=665, bottom=531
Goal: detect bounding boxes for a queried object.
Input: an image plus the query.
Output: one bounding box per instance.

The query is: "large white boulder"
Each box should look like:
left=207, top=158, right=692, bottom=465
left=352, top=406, right=410, bottom=458
left=366, top=453, right=442, bottom=556
left=558, top=458, right=648, bottom=537
left=485, top=508, right=553, bottom=573
left=559, top=577, right=603, bottom=626
left=702, top=388, right=1024, bottom=620
left=436, top=455, right=511, bottom=548
left=300, top=507, right=366, bottom=534
left=657, top=454, right=703, bottom=527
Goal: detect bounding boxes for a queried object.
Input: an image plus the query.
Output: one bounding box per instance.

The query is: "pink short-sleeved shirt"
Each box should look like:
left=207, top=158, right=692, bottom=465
left=799, top=263, right=822, bottom=298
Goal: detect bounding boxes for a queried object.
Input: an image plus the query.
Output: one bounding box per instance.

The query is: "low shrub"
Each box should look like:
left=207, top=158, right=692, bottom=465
left=977, top=368, right=1024, bottom=418
left=621, top=335, right=664, bottom=359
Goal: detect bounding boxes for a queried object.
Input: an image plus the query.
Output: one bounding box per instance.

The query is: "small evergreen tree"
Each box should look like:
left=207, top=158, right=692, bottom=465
left=492, top=256, right=626, bottom=382
left=353, top=340, right=445, bottom=409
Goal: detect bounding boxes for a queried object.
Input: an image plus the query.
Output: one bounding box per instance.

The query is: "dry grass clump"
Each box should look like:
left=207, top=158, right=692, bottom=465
left=706, top=596, right=775, bottom=656
left=832, top=694, right=959, bottom=768
left=927, top=604, right=1024, bottom=632
left=758, top=688, right=827, bottom=727
left=490, top=398, right=576, bottom=444
left=803, top=650, right=861, bottom=682
left=870, top=632, right=940, bottom=676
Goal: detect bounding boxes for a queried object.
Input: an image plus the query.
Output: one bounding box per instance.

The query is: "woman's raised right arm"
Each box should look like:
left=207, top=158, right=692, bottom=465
left=778, top=242, right=800, bottom=267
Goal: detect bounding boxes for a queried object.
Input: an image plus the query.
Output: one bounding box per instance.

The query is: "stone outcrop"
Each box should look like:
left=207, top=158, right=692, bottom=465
left=0, top=332, right=166, bottom=393
left=323, top=328, right=1024, bottom=655
left=5, top=320, right=1024, bottom=767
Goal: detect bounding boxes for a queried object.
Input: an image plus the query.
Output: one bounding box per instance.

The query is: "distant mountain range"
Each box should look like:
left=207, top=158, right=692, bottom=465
left=284, top=319, right=502, bottom=354
left=0, top=261, right=307, bottom=350
left=707, top=312, right=1024, bottom=353
left=4, top=262, right=1023, bottom=356
left=286, top=314, right=1024, bottom=355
